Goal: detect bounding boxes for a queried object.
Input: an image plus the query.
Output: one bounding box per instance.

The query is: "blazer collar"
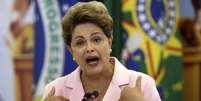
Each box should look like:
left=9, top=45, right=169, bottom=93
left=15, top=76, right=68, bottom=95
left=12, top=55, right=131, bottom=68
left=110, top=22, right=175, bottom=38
left=64, top=57, right=130, bottom=88
left=111, top=57, right=130, bottom=86
left=103, top=57, right=131, bottom=101
left=63, top=57, right=130, bottom=100
left=64, top=67, right=82, bottom=89
left=64, top=67, right=85, bottom=100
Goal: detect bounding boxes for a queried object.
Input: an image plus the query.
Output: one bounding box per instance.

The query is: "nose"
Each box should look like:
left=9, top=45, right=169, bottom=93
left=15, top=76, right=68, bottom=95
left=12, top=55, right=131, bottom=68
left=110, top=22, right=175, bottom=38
left=86, top=42, right=94, bottom=53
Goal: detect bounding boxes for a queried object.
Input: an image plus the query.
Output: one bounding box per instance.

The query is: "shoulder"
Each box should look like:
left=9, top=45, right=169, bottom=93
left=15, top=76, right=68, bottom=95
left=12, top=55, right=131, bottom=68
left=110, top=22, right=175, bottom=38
left=45, top=75, right=68, bottom=89
left=127, top=70, right=161, bottom=101
left=128, top=70, right=154, bottom=83
left=113, top=57, right=155, bottom=86
left=42, top=74, right=71, bottom=100
left=127, top=69, right=156, bottom=88
left=42, top=67, right=81, bottom=100
left=43, top=67, right=80, bottom=92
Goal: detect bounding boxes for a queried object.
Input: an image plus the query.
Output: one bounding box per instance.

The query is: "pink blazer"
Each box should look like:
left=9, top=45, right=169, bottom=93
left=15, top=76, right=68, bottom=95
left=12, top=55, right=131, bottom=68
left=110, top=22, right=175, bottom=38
left=42, top=58, right=161, bottom=101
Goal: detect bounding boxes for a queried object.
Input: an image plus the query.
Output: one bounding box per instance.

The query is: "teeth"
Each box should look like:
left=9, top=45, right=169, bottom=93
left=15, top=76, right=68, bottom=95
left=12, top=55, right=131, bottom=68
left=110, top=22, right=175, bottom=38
left=88, top=60, right=98, bottom=65
left=86, top=57, right=99, bottom=65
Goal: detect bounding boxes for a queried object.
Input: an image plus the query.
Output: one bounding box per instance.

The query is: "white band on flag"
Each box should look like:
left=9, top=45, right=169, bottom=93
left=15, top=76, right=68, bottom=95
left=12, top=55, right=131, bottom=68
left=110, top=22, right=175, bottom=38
left=35, top=0, right=65, bottom=97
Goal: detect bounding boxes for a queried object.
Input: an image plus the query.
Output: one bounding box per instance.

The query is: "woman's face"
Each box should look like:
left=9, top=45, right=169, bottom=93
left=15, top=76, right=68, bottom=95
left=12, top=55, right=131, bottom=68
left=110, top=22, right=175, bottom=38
left=69, top=22, right=112, bottom=75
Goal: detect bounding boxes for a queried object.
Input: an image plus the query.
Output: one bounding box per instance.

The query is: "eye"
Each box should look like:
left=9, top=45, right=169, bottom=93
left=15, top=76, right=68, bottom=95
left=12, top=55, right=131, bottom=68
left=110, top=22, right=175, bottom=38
left=94, top=38, right=101, bottom=42
left=75, top=40, right=85, bottom=46
left=92, top=36, right=102, bottom=43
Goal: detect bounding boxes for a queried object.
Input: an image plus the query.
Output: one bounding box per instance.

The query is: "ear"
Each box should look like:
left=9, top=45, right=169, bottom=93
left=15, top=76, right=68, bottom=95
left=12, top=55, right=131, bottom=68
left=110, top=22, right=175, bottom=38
left=108, top=37, right=113, bottom=48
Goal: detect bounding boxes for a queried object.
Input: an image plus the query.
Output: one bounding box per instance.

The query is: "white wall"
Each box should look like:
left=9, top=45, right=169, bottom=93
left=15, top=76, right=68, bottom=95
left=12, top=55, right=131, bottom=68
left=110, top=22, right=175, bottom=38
left=180, top=0, right=194, bottom=18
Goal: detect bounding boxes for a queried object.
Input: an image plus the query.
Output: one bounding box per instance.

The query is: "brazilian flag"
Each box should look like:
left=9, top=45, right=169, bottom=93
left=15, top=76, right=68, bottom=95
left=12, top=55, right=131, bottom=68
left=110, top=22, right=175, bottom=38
left=103, top=0, right=123, bottom=59
left=121, top=0, right=183, bottom=101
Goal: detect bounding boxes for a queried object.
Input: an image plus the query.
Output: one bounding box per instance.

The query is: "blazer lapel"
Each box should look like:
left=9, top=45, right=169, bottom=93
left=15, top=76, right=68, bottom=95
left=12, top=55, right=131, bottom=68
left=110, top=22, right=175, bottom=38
left=63, top=58, right=131, bottom=101
left=102, top=57, right=131, bottom=101
left=64, top=67, right=85, bottom=101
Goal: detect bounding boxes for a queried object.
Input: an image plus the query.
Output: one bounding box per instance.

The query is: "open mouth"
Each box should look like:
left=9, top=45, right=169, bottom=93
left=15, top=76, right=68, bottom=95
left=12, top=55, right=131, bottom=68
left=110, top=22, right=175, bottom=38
left=85, top=56, right=99, bottom=66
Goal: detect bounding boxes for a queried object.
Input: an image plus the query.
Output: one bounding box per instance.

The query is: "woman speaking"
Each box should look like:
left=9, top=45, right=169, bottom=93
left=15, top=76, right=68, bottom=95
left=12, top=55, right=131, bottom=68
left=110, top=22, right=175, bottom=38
left=42, top=1, right=161, bottom=101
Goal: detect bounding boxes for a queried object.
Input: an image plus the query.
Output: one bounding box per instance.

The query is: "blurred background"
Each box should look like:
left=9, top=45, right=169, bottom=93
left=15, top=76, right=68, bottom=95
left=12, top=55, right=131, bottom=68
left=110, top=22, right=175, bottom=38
left=0, top=0, right=200, bottom=101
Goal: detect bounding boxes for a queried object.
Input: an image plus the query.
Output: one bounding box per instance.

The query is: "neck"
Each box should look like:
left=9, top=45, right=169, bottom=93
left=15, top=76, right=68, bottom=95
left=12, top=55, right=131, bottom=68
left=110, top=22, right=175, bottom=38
left=81, top=58, right=115, bottom=93
left=81, top=61, right=114, bottom=82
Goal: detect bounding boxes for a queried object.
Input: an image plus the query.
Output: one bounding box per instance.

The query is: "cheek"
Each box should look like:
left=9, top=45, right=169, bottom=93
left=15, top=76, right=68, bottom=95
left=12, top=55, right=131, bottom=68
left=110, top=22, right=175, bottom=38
left=100, top=45, right=111, bottom=57
left=72, top=49, right=84, bottom=61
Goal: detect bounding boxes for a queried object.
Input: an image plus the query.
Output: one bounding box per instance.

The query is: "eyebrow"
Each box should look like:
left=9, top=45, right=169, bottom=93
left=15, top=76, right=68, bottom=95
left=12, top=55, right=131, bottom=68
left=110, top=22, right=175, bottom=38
left=74, top=35, right=84, bottom=40
left=74, top=32, right=101, bottom=40
left=91, top=32, right=101, bottom=37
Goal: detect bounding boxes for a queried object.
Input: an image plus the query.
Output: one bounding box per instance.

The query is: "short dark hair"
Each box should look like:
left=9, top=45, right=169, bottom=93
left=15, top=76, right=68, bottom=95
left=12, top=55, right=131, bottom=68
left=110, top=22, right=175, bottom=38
left=191, top=0, right=201, bottom=11
left=62, top=1, right=113, bottom=46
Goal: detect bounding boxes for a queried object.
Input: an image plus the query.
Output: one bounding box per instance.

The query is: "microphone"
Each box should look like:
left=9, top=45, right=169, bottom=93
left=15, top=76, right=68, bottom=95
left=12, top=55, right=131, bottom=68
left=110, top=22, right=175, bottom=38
left=82, top=92, right=92, bottom=101
left=90, top=90, right=99, bottom=100
left=82, top=90, right=99, bottom=101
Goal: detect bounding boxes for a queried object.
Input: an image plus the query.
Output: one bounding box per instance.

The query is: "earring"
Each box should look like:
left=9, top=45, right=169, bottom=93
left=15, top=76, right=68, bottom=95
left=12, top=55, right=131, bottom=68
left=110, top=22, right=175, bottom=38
left=73, top=57, right=75, bottom=61
left=110, top=49, right=112, bottom=52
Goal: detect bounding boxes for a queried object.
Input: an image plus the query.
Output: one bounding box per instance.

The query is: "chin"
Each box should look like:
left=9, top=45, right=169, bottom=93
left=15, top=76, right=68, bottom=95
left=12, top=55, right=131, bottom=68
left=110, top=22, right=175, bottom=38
left=87, top=65, right=103, bottom=75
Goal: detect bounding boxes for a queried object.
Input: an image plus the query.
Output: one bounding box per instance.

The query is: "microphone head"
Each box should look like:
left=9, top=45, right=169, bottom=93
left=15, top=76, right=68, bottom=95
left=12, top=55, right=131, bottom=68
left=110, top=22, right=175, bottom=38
left=92, top=90, right=99, bottom=98
left=82, top=92, right=92, bottom=101
left=85, top=92, right=92, bottom=99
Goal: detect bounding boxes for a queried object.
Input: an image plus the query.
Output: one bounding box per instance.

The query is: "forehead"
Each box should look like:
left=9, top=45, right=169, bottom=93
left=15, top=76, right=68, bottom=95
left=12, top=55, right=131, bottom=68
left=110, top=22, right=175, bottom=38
left=72, top=23, right=104, bottom=38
